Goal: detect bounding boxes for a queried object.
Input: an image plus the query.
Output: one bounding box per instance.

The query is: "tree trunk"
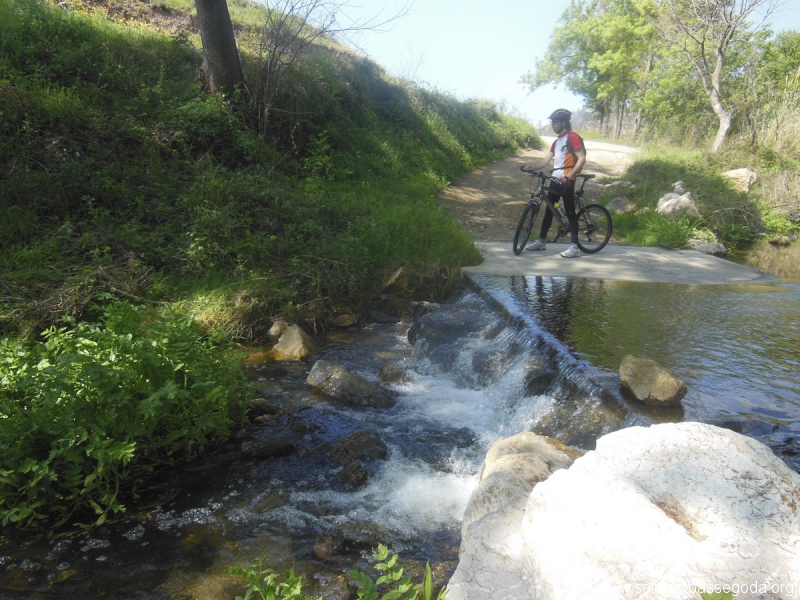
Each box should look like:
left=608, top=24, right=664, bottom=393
left=634, top=43, right=654, bottom=137
left=709, top=54, right=731, bottom=153
left=194, top=0, right=244, bottom=95
left=711, top=107, right=732, bottom=153
left=614, top=99, right=625, bottom=139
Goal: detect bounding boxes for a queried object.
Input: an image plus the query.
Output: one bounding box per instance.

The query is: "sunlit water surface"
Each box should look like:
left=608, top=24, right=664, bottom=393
left=470, top=273, right=800, bottom=466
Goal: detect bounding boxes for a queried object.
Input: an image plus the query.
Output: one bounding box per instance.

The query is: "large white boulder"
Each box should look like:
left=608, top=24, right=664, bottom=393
left=447, top=433, right=580, bottom=600
left=448, top=422, right=800, bottom=600
left=656, top=192, right=700, bottom=217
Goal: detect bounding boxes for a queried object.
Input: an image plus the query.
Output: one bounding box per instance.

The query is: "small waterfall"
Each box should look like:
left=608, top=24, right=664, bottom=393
left=249, top=287, right=629, bottom=568
left=405, top=288, right=633, bottom=453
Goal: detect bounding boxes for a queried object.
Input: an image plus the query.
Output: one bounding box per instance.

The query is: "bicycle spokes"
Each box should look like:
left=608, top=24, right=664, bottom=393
left=575, top=204, right=612, bottom=253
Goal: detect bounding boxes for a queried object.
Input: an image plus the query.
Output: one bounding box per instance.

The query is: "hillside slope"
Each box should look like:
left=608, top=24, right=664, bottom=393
left=0, top=0, right=541, bottom=529
left=0, top=0, right=540, bottom=339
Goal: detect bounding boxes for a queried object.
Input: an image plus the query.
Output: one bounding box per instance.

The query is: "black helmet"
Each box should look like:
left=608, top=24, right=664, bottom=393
left=548, top=108, right=572, bottom=121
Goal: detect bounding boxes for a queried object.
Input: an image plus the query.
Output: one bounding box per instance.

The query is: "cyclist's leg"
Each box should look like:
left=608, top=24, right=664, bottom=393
left=561, top=181, right=579, bottom=245
left=538, top=190, right=558, bottom=239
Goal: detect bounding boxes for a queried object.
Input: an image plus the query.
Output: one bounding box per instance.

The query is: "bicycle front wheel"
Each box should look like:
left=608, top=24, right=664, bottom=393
left=575, top=204, right=612, bottom=253
left=513, top=202, right=540, bottom=255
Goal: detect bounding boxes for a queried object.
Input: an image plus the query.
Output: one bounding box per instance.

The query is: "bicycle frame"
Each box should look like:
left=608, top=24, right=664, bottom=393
left=528, top=172, right=590, bottom=239
left=512, top=170, right=612, bottom=255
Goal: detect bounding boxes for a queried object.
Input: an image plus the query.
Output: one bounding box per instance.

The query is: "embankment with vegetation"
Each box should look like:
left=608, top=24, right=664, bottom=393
left=0, top=0, right=538, bottom=528
left=599, top=145, right=790, bottom=250
left=588, top=140, right=800, bottom=251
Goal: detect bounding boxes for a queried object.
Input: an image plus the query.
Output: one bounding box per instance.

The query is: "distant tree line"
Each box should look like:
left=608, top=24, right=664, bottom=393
left=523, top=0, right=800, bottom=153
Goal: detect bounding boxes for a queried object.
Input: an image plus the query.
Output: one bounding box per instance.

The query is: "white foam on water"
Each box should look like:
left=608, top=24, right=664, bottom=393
left=281, top=345, right=556, bottom=538
left=395, top=374, right=503, bottom=434
left=287, top=453, right=479, bottom=538
left=351, top=459, right=479, bottom=535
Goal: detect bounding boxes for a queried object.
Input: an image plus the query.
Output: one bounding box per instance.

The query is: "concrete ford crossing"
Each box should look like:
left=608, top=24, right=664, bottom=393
left=463, top=242, right=775, bottom=285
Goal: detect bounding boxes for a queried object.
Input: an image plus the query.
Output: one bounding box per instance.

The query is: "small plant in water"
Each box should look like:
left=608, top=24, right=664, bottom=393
left=227, top=554, right=321, bottom=600
left=229, top=545, right=445, bottom=600
left=350, top=544, right=446, bottom=600
left=697, top=589, right=734, bottom=600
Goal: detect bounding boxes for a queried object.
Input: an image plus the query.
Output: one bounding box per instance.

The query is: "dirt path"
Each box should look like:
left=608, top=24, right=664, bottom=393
left=439, top=138, right=639, bottom=242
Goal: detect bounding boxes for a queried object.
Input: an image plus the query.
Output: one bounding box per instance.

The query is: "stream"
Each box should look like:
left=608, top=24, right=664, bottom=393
left=1, top=239, right=798, bottom=600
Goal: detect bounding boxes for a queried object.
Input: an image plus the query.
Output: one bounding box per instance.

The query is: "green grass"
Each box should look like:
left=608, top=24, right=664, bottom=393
left=0, top=0, right=537, bottom=340
left=600, top=146, right=764, bottom=248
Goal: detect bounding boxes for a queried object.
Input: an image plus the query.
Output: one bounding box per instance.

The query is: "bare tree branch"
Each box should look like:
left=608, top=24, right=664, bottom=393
left=247, top=0, right=412, bottom=133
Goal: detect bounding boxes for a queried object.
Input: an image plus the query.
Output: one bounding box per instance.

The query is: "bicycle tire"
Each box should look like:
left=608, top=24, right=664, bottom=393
left=575, top=203, right=612, bottom=253
left=512, top=202, right=540, bottom=255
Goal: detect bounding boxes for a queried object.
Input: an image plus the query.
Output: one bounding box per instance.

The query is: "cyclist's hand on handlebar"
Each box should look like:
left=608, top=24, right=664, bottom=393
left=520, top=165, right=533, bottom=173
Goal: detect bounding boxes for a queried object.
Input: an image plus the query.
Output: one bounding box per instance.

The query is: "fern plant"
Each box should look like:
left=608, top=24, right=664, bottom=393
left=0, top=299, right=249, bottom=528
left=229, top=545, right=446, bottom=600
left=227, top=554, right=321, bottom=600
left=350, top=544, right=446, bottom=600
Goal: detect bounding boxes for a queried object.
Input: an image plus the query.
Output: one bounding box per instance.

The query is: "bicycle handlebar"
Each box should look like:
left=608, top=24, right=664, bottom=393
left=519, top=166, right=595, bottom=180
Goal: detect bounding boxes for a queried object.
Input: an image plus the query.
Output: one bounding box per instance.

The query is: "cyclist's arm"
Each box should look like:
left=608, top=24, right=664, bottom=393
left=567, top=148, right=587, bottom=181
left=522, top=151, right=554, bottom=173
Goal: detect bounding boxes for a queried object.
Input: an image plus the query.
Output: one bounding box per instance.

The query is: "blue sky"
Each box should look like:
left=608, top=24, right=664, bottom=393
left=341, top=0, right=800, bottom=126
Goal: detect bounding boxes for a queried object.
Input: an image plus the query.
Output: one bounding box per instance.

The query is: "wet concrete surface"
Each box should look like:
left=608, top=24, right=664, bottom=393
left=463, top=242, right=777, bottom=285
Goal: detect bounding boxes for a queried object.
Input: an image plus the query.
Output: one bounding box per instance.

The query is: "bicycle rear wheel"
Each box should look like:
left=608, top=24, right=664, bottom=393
left=575, top=204, right=612, bottom=253
left=512, top=202, right=540, bottom=255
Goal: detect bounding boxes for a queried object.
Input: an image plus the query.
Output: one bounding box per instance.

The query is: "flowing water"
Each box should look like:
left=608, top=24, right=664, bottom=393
left=1, top=240, right=798, bottom=599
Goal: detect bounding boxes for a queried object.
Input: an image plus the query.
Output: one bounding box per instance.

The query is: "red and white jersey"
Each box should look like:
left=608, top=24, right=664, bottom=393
left=550, top=130, right=584, bottom=178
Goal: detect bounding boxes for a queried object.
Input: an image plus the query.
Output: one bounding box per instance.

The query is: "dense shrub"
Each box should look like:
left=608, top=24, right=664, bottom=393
left=0, top=300, right=249, bottom=528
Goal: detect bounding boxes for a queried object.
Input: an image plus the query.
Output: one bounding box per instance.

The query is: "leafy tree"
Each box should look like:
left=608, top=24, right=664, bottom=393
left=727, top=28, right=774, bottom=145
left=748, top=31, right=800, bottom=161
left=586, top=0, right=658, bottom=137
left=748, top=31, right=800, bottom=149
left=757, top=30, right=800, bottom=90
left=656, top=0, right=781, bottom=152
left=522, top=0, right=656, bottom=138
left=635, top=44, right=712, bottom=142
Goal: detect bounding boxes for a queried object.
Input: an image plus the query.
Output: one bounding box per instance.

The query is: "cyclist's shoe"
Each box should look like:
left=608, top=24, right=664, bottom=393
left=560, top=244, right=581, bottom=258
left=526, top=239, right=547, bottom=251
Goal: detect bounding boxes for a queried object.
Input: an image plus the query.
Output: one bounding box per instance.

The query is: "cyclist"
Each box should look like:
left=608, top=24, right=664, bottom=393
left=521, top=108, right=587, bottom=258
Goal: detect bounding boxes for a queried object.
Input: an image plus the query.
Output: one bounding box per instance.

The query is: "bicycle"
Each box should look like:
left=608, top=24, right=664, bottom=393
left=512, top=169, right=612, bottom=256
